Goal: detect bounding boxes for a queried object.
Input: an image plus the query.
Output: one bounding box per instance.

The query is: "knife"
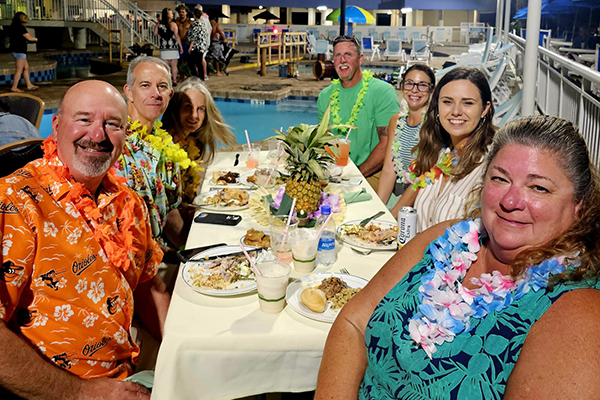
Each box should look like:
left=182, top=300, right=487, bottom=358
left=233, top=153, right=240, bottom=167
left=359, top=211, right=385, bottom=227
left=189, top=246, right=271, bottom=262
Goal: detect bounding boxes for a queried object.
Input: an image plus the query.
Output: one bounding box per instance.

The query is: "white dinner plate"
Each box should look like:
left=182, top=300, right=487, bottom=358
left=194, top=189, right=251, bottom=211
left=239, top=231, right=270, bottom=248
left=286, top=273, right=369, bottom=323
left=181, top=245, right=260, bottom=296
left=209, top=171, right=243, bottom=186
left=239, top=172, right=259, bottom=188
left=337, top=219, right=398, bottom=251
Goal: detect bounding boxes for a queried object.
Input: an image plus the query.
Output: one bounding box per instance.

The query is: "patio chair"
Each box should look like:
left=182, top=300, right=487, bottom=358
left=493, top=89, right=522, bottom=127
left=398, top=28, right=407, bottom=41
left=384, top=39, right=405, bottom=62
left=354, top=31, right=363, bottom=41
left=315, top=40, right=332, bottom=60
left=0, top=93, right=45, bottom=129
left=411, top=31, right=421, bottom=42
left=382, top=31, right=391, bottom=41
left=327, top=30, right=337, bottom=42
left=361, top=37, right=380, bottom=61
left=252, top=28, right=261, bottom=43
left=368, top=29, right=379, bottom=41
left=0, top=138, right=44, bottom=177
left=410, top=39, right=430, bottom=64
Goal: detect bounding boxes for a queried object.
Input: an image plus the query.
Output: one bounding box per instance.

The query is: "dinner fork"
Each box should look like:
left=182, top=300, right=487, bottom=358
left=339, top=267, right=350, bottom=274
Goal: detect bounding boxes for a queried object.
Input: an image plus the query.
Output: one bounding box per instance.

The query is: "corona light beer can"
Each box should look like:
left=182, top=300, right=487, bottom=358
left=397, top=207, right=417, bottom=249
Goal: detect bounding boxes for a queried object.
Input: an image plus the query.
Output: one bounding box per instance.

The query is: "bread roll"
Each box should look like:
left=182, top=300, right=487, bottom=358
left=300, top=288, right=327, bottom=313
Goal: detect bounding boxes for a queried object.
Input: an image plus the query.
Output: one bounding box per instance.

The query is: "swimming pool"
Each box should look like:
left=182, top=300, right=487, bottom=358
left=39, top=98, right=318, bottom=144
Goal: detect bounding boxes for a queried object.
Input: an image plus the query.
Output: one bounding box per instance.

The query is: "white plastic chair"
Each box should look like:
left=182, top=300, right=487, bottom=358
left=384, top=39, right=405, bottom=61
left=410, top=39, right=430, bottom=64
left=382, top=31, right=391, bottom=41
left=354, top=31, right=363, bottom=41
left=315, top=40, right=332, bottom=60
left=362, top=36, right=381, bottom=61
left=493, top=89, right=522, bottom=127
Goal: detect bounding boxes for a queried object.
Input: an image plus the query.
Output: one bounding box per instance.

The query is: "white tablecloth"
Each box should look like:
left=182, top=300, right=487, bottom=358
left=152, top=151, right=396, bottom=400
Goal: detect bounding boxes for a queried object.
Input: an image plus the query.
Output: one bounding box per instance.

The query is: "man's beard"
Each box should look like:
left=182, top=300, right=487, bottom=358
left=71, top=138, right=114, bottom=178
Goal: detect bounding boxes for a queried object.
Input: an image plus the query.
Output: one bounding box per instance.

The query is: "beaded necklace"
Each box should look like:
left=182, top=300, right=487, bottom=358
left=408, top=218, right=576, bottom=358
left=329, top=70, right=374, bottom=134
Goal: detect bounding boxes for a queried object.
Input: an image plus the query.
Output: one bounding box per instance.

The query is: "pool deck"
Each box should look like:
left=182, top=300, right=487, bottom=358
left=0, top=42, right=467, bottom=111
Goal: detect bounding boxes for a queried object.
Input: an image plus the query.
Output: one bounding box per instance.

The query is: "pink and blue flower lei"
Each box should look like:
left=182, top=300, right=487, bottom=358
left=408, top=218, right=577, bottom=358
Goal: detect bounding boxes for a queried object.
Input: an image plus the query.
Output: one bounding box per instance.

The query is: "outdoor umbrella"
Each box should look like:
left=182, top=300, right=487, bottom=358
left=326, top=6, right=375, bottom=24
left=253, top=10, right=280, bottom=22
left=207, top=9, right=229, bottom=20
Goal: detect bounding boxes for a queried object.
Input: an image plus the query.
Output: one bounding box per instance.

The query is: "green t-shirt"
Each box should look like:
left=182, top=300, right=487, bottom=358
left=317, top=75, right=400, bottom=167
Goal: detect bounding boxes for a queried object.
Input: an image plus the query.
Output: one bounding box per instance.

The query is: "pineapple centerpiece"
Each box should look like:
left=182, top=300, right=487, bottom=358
left=274, top=106, right=347, bottom=215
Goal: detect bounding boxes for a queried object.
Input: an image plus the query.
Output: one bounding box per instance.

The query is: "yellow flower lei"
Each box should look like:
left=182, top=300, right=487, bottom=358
left=128, top=118, right=198, bottom=171
left=330, top=70, right=374, bottom=134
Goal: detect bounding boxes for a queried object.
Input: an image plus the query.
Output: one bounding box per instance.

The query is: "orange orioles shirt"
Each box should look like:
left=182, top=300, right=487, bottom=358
left=0, top=139, right=163, bottom=379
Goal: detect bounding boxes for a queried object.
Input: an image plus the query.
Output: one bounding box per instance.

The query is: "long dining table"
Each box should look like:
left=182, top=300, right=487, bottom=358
left=152, top=150, right=398, bottom=400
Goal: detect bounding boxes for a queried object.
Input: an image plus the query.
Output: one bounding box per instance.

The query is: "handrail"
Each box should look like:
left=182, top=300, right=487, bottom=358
left=508, top=32, right=600, bottom=85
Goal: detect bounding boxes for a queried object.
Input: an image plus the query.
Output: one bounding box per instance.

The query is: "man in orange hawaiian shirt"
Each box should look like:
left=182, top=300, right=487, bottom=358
left=0, top=80, right=167, bottom=400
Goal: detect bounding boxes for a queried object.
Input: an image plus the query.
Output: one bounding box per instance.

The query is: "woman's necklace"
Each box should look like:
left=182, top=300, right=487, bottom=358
left=402, top=147, right=458, bottom=191
left=329, top=70, right=374, bottom=134
left=408, top=218, right=576, bottom=358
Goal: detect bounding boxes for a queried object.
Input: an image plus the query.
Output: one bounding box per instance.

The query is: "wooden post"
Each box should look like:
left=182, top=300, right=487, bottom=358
left=108, top=21, right=112, bottom=63
left=261, top=48, right=267, bottom=76
left=119, top=29, right=123, bottom=64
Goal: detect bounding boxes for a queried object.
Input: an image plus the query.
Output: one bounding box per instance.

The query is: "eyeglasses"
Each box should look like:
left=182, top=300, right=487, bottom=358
left=402, top=81, right=432, bottom=92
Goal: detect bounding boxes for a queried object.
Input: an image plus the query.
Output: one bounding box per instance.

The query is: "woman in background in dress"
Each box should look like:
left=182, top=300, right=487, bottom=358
left=154, top=7, right=183, bottom=85
left=393, top=67, right=495, bottom=231
left=378, top=63, right=435, bottom=211
left=316, top=115, right=600, bottom=399
left=9, top=12, right=38, bottom=92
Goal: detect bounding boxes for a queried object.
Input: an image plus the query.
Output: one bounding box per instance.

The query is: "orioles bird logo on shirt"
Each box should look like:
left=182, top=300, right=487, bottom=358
left=1, top=261, right=24, bottom=282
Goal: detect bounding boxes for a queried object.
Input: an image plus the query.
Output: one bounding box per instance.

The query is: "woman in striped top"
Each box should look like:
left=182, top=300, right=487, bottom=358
left=378, top=64, right=435, bottom=210
left=394, top=67, right=496, bottom=231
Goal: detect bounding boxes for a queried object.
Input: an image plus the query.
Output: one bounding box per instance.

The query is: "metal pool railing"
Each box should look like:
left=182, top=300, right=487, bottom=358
left=507, top=33, right=600, bottom=167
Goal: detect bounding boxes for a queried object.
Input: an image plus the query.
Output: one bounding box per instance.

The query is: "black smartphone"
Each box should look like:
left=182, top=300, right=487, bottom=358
left=177, top=243, right=227, bottom=263
left=193, top=212, right=242, bottom=226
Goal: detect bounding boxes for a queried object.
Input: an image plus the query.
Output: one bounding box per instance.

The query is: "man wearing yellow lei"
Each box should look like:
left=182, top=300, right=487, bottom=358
left=115, top=57, right=195, bottom=250
left=317, top=35, right=400, bottom=190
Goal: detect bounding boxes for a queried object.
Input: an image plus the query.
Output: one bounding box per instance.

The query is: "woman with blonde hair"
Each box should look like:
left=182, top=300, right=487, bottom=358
left=154, top=7, right=183, bottom=85
left=162, top=77, right=236, bottom=200
left=9, top=12, right=38, bottom=92
left=316, top=115, right=600, bottom=399
left=393, top=67, right=495, bottom=231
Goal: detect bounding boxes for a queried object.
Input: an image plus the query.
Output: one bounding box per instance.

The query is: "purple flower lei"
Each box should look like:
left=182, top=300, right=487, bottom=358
left=270, top=187, right=341, bottom=219
left=408, top=218, right=576, bottom=358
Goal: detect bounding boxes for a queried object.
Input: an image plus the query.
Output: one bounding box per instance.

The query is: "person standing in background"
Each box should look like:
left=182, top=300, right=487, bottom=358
left=154, top=8, right=183, bottom=85
left=188, top=7, right=211, bottom=80
left=9, top=12, right=38, bottom=92
left=175, top=5, right=192, bottom=65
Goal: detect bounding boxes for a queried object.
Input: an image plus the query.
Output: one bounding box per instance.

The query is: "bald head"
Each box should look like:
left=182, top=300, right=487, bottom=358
left=53, top=80, right=128, bottom=194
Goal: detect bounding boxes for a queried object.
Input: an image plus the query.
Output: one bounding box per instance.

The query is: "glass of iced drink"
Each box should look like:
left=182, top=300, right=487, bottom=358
left=243, top=144, right=262, bottom=169
left=288, top=228, right=319, bottom=274
left=268, top=215, right=298, bottom=264
left=256, top=261, right=291, bottom=314
left=256, top=164, right=278, bottom=188
left=325, top=139, right=351, bottom=167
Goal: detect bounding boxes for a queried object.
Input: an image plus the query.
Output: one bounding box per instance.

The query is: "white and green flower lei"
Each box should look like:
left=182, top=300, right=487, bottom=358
left=329, top=70, right=374, bottom=134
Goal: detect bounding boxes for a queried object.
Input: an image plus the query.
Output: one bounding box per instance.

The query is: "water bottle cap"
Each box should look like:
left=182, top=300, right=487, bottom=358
left=321, top=205, right=331, bottom=215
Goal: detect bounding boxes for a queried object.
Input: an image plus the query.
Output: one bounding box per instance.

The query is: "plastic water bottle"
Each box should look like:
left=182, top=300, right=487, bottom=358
left=316, top=205, right=337, bottom=266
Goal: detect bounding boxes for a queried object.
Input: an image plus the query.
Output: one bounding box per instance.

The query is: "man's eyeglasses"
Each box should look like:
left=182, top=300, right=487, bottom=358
left=402, top=81, right=432, bottom=92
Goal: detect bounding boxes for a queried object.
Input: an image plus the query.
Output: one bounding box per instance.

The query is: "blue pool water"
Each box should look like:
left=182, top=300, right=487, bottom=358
left=39, top=98, right=318, bottom=143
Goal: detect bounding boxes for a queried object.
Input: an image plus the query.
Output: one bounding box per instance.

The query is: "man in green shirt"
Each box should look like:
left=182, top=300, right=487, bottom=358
left=317, top=35, right=400, bottom=189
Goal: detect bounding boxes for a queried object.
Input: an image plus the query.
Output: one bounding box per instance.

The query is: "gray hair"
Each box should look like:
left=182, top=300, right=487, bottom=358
left=484, top=115, right=592, bottom=204
left=126, top=56, right=172, bottom=90
left=332, top=35, right=362, bottom=56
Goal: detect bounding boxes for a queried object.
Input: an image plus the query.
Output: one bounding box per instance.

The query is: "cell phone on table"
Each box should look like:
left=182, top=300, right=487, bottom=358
left=193, top=212, right=242, bottom=226
left=177, top=243, right=227, bottom=263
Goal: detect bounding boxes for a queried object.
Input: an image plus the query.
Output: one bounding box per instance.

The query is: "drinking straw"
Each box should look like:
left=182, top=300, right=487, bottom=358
left=315, top=212, right=333, bottom=239
left=281, top=197, right=297, bottom=246
left=239, top=243, right=261, bottom=276
left=344, top=128, right=352, bottom=142
left=244, top=129, right=252, bottom=153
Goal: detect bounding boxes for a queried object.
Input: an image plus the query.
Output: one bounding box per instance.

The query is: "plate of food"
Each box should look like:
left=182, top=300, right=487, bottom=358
left=240, top=228, right=271, bottom=247
left=194, top=188, right=250, bottom=211
left=240, top=171, right=286, bottom=188
left=182, top=245, right=273, bottom=296
left=286, top=273, right=367, bottom=323
left=209, top=171, right=242, bottom=186
left=337, top=220, right=398, bottom=250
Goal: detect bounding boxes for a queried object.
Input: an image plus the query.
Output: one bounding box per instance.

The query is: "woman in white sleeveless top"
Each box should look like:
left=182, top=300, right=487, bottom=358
left=393, top=67, right=496, bottom=232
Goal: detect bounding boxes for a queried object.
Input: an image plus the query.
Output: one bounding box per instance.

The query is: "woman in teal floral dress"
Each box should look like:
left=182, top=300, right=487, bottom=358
left=316, top=115, right=600, bottom=399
